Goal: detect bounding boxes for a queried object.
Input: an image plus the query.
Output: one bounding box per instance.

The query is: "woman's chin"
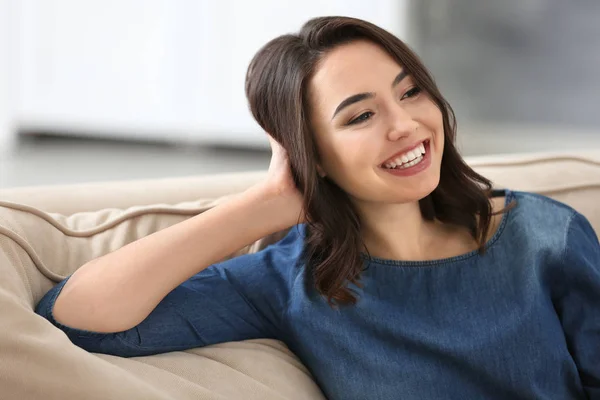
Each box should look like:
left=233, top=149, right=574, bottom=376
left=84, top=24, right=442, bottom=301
left=387, top=173, right=440, bottom=203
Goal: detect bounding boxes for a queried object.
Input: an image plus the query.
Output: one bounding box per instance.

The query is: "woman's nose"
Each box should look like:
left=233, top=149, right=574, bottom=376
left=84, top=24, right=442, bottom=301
left=386, top=106, right=419, bottom=141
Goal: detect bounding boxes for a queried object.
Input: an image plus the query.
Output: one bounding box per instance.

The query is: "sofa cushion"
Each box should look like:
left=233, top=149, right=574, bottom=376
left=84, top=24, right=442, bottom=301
left=0, top=195, right=323, bottom=400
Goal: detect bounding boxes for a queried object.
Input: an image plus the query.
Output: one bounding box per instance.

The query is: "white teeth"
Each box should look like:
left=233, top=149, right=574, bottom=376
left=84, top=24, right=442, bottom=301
left=382, top=141, right=428, bottom=169
left=398, top=155, right=424, bottom=169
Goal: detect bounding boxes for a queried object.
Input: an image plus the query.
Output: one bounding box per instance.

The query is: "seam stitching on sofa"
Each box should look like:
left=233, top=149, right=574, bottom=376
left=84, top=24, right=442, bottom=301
left=0, top=201, right=217, bottom=237
left=0, top=226, right=61, bottom=281
left=470, top=155, right=600, bottom=168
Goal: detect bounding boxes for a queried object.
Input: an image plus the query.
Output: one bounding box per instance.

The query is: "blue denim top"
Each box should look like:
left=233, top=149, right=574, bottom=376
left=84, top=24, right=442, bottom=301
left=36, top=190, right=600, bottom=399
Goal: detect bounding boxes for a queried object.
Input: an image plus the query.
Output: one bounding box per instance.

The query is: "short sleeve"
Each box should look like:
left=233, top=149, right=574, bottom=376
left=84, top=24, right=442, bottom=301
left=555, top=212, right=600, bottom=398
left=35, top=226, right=304, bottom=358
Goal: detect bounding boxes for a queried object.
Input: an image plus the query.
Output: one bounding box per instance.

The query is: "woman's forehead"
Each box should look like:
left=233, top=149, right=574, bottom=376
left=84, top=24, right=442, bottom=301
left=309, top=41, right=406, bottom=112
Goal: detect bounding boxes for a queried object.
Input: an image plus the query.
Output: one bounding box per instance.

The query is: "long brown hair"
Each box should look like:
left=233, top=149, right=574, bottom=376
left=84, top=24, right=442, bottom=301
left=245, top=16, right=495, bottom=307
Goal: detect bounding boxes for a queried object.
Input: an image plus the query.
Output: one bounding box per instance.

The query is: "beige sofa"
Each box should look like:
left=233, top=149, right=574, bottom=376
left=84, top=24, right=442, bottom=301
left=1, top=150, right=599, bottom=400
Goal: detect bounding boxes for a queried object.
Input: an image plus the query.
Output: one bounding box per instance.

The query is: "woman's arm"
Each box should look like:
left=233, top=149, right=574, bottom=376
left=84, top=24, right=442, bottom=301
left=554, top=211, right=600, bottom=399
left=50, top=136, right=304, bottom=334
left=35, top=227, right=304, bottom=357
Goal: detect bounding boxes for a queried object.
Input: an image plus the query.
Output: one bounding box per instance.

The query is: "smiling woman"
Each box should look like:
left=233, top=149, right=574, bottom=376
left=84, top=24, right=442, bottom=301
left=36, top=15, right=599, bottom=400
left=245, top=17, right=497, bottom=305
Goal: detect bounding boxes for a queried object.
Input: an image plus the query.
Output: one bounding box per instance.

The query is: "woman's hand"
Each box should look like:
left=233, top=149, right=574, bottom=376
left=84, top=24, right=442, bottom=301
left=255, top=135, right=306, bottom=225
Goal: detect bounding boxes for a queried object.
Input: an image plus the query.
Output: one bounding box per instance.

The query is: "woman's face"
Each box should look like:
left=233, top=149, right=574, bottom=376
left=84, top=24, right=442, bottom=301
left=309, top=40, right=444, bottom=206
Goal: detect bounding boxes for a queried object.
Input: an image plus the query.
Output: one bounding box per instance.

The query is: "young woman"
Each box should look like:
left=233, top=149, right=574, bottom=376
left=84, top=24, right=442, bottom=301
left=36, top=17, right=599, bottom=399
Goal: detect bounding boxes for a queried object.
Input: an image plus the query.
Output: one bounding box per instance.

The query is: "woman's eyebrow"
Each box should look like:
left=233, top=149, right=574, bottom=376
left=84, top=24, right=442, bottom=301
left=391, top=70, right=408, bottom=88
left=331, top=70, right=409, bottom=120
left=331, top=92, right=375, bottom=120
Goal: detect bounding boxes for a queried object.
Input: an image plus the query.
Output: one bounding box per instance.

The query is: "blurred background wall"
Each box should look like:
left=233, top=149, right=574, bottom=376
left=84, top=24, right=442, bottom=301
left=0, top=0, right=14, bottom=155
left=0, top=0, right=598, bottom=188
left=6, top=0, right=407, bottom=147
left=410, top=0, right=600, bottom=154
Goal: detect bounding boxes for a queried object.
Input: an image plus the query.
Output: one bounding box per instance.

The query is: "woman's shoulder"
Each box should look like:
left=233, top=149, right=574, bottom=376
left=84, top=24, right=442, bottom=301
left=502, top=189, right=592, bottom=245
left=503, top=190, right=599, bottom=275
left=509, top=190, right=580, bottom=221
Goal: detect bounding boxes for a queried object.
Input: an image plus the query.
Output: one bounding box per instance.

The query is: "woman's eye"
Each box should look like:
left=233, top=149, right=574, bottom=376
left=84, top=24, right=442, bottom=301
left=401, top=86, right=422, bottom=100
left=348, top=111, right=373, bottom=125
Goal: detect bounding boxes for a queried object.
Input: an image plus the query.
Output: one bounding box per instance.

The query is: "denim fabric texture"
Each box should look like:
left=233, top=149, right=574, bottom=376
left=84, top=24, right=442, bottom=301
left=36, top=190, right=600, bottom=400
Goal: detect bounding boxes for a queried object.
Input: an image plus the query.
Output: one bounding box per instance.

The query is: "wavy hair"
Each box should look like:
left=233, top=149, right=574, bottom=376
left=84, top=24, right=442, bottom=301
left=245, top=16, right=495, bottom=307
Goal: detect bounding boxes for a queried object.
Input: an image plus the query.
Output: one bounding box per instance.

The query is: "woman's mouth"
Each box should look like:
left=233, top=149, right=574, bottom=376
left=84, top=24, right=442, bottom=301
left=380, top=140, right=431, bottom=177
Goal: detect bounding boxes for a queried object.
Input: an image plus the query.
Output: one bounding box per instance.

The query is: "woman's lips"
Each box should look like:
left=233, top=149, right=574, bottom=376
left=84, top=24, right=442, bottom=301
left=380, top=140, right=432, bottom=177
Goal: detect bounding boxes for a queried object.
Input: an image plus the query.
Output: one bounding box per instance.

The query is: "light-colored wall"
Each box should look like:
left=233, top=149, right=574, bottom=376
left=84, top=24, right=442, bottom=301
left=0, top=0, right=15, bottom=154
left=12, top=0, right=407, bottom=147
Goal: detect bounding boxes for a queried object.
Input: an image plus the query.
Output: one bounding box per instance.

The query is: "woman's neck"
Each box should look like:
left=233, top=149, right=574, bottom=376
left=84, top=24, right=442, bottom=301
left=358, top=200, right=476, bottom=262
